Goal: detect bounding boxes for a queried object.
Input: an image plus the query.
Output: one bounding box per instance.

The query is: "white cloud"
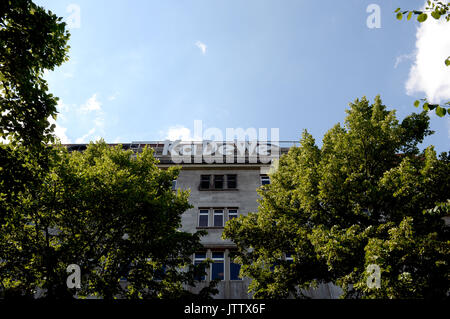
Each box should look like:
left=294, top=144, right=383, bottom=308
left=77, top=94, right=106, bottom=141
left=75, top=128, right=96, bottom=144
left=49, top=117, right=71, bottom=144
left=57, top=99, right=70, bottom=113
left=80, top=94, right=102, bottom=113
left=195, top=41, right=207, bottom=55
left=108, top=92, right=119, bottom=101
left=405, top=9, right=450, bottom=103
left=164, top=125, right=193, bottom=141
left=394, top=53, right=415, bottom=69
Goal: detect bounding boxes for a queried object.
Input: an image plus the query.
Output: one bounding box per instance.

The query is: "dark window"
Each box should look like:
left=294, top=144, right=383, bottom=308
left=199, top=209, right=209, bottom=227
left=194, top=253, right=206, bottom=281
left=200, top=175, right=211, bottom=189
left=214, top=175, right=224, bottom=189
left=228, top=209, right=238, bottom=221
left=227, top=174, right=237, bottom=189
left=119, top=262, right=131, bottom=281
left=214, top=210, right=224, bottom=227
left=286, top=253, right=294, bottom=264
left=230, top=261, right=242, bottom=280
left=261, top=175, right=270, bottom=185
left=211, top=252, right=224, bottom=280
left=154, top=264, right=166, bottom=280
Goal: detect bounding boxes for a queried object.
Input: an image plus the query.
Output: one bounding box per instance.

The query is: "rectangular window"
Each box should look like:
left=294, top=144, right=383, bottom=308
left=211, top=252, right=224, bottom=281
left=200, top=175, right=211, bottom=189
left=172, top=180, right=177, bottom=190
left=213, top=209, right=224, bottom=227
left=230, top=261, right=242, bottom=280
left=227, top=174, right=237, bottom=189
left=228, top=209, right=238, bottom=221
left=198, top=209, right=209, bottom=227
left=194, top=253, right=207, bottom=281
left=214, top=175, right=224, bottom=189
left=261, top=175, right=270, bottom=185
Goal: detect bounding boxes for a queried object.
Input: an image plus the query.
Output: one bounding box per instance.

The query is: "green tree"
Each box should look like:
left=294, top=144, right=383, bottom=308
left=0, top=0, right=70, bottom=145
left=0, top=141, right=216, bottom=299
left=395, top=1, right=450, bottom=117
left=223, top=96, right=449, bottom=299
left=0, top=0, right=70, bottom=245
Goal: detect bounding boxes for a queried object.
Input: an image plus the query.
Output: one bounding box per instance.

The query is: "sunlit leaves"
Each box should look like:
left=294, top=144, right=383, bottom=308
left=224, top=96, right=450, bottom=299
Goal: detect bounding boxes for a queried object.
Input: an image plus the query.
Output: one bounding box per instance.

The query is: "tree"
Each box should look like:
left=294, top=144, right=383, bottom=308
left=223, top=96, right=449, bottom=298
left=395, top=1, right=450, bottom=117
left=0, top=0, right=70, bottom=255
left=0, top=0, right=70, bottom=145
left=0, top=141, right=216, bottom=299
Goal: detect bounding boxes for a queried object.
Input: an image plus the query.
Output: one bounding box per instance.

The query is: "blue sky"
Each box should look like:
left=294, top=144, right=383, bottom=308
left=36, top=0, right=450, bottom=152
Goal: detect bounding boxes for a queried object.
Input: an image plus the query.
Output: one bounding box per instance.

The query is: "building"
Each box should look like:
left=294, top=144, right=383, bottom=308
left=65, top=140, right=342, bottom=299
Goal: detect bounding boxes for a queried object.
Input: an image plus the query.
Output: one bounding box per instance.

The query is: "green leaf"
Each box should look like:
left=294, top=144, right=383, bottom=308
left=431, top=11, right=441, bottom=19
left=414, top=100, right=420, bottom=108
left=395, top=8, right=401, bottom=13
left=407, top=12, right=413, bottom=20
left=445, top=57, right=450, bottom=67
left=397, top=12, right=403, bottom=20
left=423, top=102, right=429, bottom=111
left=417, top=13, right=428, bottom=22
left=435, top=106, right=446, bottom=117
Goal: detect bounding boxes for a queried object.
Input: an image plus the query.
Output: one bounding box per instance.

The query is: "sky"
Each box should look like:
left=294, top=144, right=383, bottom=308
left=36, top=0, right=450, bottom=152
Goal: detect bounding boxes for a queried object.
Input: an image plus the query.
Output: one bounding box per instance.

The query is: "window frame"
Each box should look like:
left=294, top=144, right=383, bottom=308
left=228, top=209, right=238, bottom=221
left=213, top=175, right=224, bottom=189
left=229, top=259, right=242, bottom=281
left=200, top=175, right=211, bottom=189
left=260, top=174, right=270, bottom=185
left=211, top=252, right=225, bottom=281
left=226, top=174, right=237, bottom=189
left=213, top=209, right=224, bottom=227
left=198, top=209, right=210, bottom=227
left=194, top=252, right=207, bottom=281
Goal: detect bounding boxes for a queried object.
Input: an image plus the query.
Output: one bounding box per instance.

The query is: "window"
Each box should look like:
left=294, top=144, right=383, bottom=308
left=194, top=253, right=207, bottom=281
left=214, top=175, right=224, bottom=189
left=227, top=174, right=237, bottom=189
left=172, top=180, right=177, bottom=190
left=228, top=209, right=238, bottom=221
left=285, top=253, right=294, bottom=265
left=261, top=175, right=270, bottom=185
left=154, top=264, right=166, bottom=281
left=211, top=252, right=224, bottom=280
left=200, top=175, right=211, bottom=189
left=213, top=209, right=224, bottom=227
left=230, top=260, right=242, bottom=281
left=119, top=262, right=131, bottom=281
left=199, top=209, right=209, bottom=227
left=200, top=174, right=238, bottom=190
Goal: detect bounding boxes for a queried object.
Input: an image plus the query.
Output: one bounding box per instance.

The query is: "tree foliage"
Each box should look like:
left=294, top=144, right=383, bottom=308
left=0, top=141, right=216, bottom=299
left=0, top=0, right=70, bottom=252
left=223, top=96, right=449, bottom=299
left=0, top=0, right=70, bottom=145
